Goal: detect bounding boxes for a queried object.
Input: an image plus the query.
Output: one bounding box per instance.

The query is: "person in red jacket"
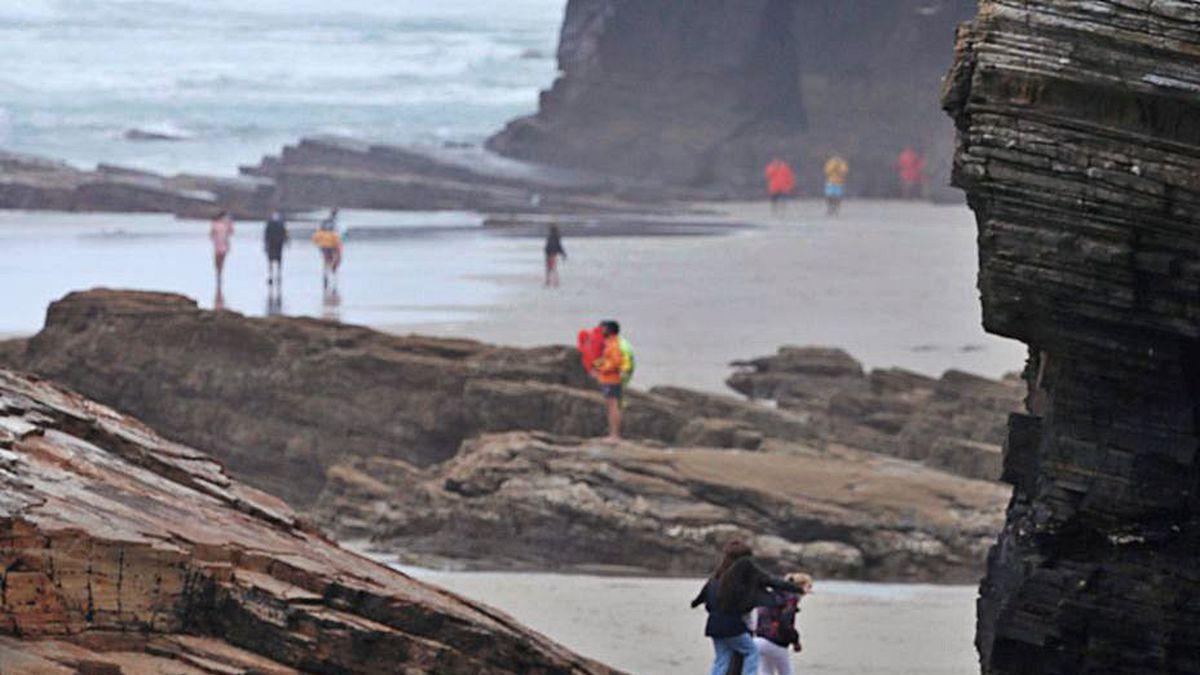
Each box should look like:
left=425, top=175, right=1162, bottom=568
left=895, top=147, right=927, bottom=200
left=591, top=320, right=625, bottom=442
left=764, top=159, right=797, bottom=213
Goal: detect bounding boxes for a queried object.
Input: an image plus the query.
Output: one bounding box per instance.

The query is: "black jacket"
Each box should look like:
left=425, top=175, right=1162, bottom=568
left=691, top=558, right=799, bottom=638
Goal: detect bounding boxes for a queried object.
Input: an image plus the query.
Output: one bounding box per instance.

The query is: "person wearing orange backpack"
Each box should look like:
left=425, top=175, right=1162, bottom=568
left=591, top=320, right=625, bottom=442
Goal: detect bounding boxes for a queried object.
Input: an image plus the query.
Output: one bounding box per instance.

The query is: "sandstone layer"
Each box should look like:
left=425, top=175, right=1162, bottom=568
left=943, top=2, right=1200, bottom=673
left=317, top=430, right=1006, bottom=583
left=0, top=290, right=1008, bottom=582
left=727, top=346, right=1023, bottom=480
left=0, top=369, right=614, bottom=674
left=489, top=0, right=975, bottom=197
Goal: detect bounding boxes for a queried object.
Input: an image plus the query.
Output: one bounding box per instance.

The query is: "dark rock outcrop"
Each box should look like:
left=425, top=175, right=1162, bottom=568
left=944, top=2, right=1200, bottom=673
left=1, top=290, right=1008, bottom=581
left=0, top=369, right=614, bottom=674
left=315, top=431, right=1007, bottom=583
left=489, top=0, right=976, bottom=197
left=0, top=290, right=806, bottom=506
left=727, top=347, right=1022, bottom=480
left=0, top=151, right=273, bottom=219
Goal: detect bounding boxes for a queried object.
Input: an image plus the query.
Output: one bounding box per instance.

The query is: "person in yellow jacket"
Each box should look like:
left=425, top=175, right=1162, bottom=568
left=591, top=320, right=625, bottom=442
left=823, top=155, right=849, bottom=216
left=312, top=222, right=343, bottom=291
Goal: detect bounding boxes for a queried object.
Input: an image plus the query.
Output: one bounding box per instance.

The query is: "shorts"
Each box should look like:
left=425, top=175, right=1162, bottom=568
left=825, top=183, right=845, bottom=199
left=546, top=253, right=559, bottom=271
left=267, top=245, right=284, bottom=262
left=600, top=384, right=623, bottom=400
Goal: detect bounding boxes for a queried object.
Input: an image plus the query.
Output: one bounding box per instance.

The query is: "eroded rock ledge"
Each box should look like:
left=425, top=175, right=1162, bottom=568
left=0, top=369, right=613, bottom=674
left=944, top=2, right=1200, bottom=672
left=0, top=289, right=1008, bottom=581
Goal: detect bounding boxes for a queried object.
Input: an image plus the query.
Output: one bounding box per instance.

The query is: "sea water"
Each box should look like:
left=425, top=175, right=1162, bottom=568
left=0, top=0, right=563, bottom=175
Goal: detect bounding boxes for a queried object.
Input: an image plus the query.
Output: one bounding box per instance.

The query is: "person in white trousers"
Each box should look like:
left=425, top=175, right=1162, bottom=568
left=753, top=572, right=813, bottom=675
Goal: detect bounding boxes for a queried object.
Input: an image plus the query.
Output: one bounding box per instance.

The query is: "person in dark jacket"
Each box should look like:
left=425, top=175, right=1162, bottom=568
left=544, top=224, right=566, bottom=287
left=690, top=540, right=801, bottom=675
left=264, top=210, right=288, bottom=287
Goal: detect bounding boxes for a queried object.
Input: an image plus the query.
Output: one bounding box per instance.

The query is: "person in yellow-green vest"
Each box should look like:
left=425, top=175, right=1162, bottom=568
left=591, top=320, right=626, bottom=442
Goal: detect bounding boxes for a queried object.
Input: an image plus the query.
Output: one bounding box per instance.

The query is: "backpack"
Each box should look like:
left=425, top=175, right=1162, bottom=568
left=618, top=336, right=635, bottom=384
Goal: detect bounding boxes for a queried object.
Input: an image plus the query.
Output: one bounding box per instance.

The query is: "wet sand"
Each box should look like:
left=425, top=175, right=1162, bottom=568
left=402, top=567, right=978, bottom=675
left=398, top=199, right=1025, bottom=393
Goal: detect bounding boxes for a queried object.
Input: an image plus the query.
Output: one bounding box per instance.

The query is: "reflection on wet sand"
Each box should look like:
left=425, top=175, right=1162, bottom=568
left=321, top=287, right=341, bottom=321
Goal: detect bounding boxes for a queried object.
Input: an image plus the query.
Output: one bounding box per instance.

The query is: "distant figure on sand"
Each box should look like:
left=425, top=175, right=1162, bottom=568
left=764, top=159, right=796, bottom=213
left=209, top=210, right=234, bottom=285
left=823, top=155, right=849, bottom=216
left=590, top=320, right=625, bottom=442
left=321, top=207, right=341, bottom=235
left=264, top=210, right=288, bottom=287
left=754, top=572, right=813, bottom=675
left=895, top=147, right=926, bottom=200
left=544, top=225, right=567, bottom=287
left=690, top=540, right=802, bottom=675
left=312, top=223, right=343, bottom=290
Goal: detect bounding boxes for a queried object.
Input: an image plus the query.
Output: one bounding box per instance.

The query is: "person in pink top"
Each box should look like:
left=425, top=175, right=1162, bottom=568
left=209, top=210, right=234, bottom=285
left=895, top=148, right=927, bottom=200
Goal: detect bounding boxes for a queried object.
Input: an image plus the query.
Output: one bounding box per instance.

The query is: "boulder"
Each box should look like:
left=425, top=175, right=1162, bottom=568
left=0, top=369, right=614, bottom=674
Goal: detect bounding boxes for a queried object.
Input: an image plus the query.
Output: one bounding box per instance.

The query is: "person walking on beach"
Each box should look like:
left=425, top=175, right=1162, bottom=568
left=209, top=210, right=234, bottom=286
left=823, top=155, right=849, bottom=216
left=321, top=207, right=341, bottom=235
left=591, top=320, right=625, bottom=442
left=764, top=159, right=796, bottom=213
left=753, top=572, right=813, bottom=675
left=544, top=224, right=567, bottom=288
left=691, top=540, right=802, bottom=675
left=312, top=219, right=343, bottom=290
left=264, top=210, right=288, bottom=287
left=895, top=147, right=926, bottom=200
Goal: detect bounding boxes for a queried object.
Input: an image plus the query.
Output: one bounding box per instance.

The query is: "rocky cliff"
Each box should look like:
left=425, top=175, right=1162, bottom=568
left=0, top=369, right=613, bottom=674
left=943, top=1, right=1200, bottom=673
left=489, top=0, right=976, bottom=197
left=0, top=290, right=1008, bottom=581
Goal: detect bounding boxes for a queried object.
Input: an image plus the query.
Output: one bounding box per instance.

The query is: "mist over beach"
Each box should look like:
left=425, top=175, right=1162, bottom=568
left=3, top=1, right=1183, bottom=674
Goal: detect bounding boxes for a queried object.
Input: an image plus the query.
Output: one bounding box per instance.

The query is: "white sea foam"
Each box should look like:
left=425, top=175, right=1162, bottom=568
left=0, top=0, right=562, bottom=174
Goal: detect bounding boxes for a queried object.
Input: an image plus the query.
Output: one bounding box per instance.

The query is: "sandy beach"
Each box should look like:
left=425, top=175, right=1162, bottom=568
left=401, top=199, right=1025, bottom=392
left=403, top=567, right=978, bottom=675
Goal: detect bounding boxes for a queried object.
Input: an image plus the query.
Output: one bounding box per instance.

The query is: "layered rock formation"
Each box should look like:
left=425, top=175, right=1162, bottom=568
left=0, top=290, right=1008, bottom=581
left=0, top=369, right=613, bottom=674
left=943, top=2, right=1200, bottom=672
left=727, top=347, right=1022, bottom=480
left=317, top=431, right=1006, bottom=582
left=0, top=151, right=273, bottom=219
left=489, top=0, right=976, bottom=197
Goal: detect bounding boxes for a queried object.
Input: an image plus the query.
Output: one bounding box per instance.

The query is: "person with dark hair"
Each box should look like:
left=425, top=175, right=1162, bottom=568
left=591, top=320, right=624, bottom=442
left=544, top=225, right=566, bottom=287
left=264, top=210, right=288, bottom=287
left=690, top=540, right=801, bottom=675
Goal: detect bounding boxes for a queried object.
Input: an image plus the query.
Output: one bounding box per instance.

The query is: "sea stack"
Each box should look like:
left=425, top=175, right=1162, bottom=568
left=943, top=2, right=1200, bottom=673
left=489, top=0, right=976, bottom=197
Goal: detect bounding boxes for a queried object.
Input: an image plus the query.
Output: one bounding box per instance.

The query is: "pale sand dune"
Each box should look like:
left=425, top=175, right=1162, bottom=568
left=396, top=200, right=1025, bottom=393
left=404, top=568, right=978, bottom=675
